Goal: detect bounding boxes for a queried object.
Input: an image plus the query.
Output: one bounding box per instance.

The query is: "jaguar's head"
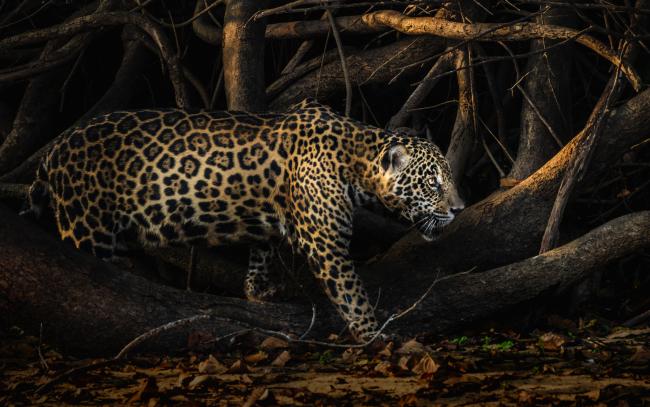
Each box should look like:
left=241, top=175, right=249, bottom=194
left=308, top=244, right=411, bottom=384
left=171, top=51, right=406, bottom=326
left=374, top=137, right=464, bottom=241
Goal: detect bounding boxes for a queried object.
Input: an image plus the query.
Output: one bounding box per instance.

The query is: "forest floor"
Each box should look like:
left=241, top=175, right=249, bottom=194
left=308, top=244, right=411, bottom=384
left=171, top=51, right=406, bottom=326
left=1, top=315, right=649, bottom=406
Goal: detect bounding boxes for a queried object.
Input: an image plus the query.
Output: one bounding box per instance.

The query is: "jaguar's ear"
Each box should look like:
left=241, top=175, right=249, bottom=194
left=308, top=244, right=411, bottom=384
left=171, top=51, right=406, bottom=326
left=380, top=144, right=410, bottom=174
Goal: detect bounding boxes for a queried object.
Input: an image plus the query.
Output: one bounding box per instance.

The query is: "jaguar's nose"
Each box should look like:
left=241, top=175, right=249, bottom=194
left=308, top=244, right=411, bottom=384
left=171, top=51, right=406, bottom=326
left=450, top=204, right=465, bottom=215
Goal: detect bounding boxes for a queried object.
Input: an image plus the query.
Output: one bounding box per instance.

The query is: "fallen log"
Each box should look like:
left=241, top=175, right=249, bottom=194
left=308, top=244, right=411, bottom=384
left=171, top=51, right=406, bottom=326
left=1, top=201, right=648, bottom=355
left=0, top=203, right=319, bottom=355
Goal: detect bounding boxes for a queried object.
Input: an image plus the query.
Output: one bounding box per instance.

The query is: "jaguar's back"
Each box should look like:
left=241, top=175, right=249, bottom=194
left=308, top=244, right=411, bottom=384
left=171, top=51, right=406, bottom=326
left=29, top=109, right=286, bottom=258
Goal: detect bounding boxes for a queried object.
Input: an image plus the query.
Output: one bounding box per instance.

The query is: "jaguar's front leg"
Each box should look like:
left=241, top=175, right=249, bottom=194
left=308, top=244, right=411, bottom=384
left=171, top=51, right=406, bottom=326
left=309, top=249, right=379, bottom=342
left=244, top=244, right=280, bottom=302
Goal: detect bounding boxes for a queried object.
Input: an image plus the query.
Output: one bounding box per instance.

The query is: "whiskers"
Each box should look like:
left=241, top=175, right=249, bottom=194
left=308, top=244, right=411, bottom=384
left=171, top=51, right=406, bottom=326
left=418, top=212, right=454, bottom=239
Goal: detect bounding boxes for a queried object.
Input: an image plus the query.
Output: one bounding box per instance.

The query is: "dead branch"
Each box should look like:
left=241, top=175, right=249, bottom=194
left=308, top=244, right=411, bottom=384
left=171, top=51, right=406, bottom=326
left=0, top=203, right=317, bottom=355
left=194, top=13, right=387, bottom=46
left=375, top=85, right=650, bottom=281
left=387, top=51, right=455, bottom=130
left=191, top=0, right=222, bottom=45
left=270, top=36, right=444, bottom=110
left=445, top=47, right=477, bottom=185
left=266, top=48, right=344, bottom=100
left=361, top=10, right=642, bottom=91
left=222, top=0, right=267, bottom=112
left=0, top=11, right=188, bottom=108
left=0, top=1, right=114, bottom=176
left=383, top=211, right=650, bottom=333
left=326, top=9, right=352, bottom=116
left=503, top=7, right=574, bottom=182
left=1, top=202, right=648, bottom=354
left=539, top=65, right=623, bottom=253
left=0, top=28, right=152, bottom=183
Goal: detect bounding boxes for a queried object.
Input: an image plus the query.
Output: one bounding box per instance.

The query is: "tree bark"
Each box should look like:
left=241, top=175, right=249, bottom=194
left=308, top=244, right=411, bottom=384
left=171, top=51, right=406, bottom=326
left=508, top=7, right=573, bottom=180
left=0, top=1, right=113, bottom=176
left=222, top=0, right=268, bottom=112
left=445, top=47, right=477, bottom=185
left=0, top=29, right=152, bottom=184
left=270, top=37, right=444, bottom=110
left=0, top=204, right=318, bottom=355
left=1, top=203, right=647, bottom=355
left=383, top=211, right=650, bottom=333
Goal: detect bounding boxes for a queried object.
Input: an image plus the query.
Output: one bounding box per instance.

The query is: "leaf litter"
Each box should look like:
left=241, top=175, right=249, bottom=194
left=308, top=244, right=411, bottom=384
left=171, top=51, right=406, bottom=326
left=1, top=323, right=649, bottom=405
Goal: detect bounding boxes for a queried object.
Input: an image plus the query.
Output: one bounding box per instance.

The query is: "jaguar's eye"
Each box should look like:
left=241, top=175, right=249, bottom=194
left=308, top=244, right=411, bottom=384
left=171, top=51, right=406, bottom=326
left=427, top=178, right=440, bottom=190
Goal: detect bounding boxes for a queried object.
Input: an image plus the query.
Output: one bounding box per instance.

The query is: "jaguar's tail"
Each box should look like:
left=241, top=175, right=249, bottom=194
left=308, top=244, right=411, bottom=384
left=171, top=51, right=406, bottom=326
left=20, top=162, right=50, bottom=219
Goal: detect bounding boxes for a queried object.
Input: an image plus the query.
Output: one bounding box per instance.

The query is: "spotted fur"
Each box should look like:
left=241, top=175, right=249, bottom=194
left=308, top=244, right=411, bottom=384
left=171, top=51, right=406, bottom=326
left=24, top=99, right=464, bottom=341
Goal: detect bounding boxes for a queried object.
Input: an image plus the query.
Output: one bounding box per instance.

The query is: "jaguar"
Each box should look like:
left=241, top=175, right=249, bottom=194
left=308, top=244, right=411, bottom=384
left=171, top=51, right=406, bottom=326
left=24, top=99, right=464, bottom=341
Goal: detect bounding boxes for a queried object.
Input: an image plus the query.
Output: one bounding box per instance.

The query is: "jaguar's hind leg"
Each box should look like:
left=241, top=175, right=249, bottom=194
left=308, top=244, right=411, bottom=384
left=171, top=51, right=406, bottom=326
left=244, top=245, right=280, bottom=302
left=54, top=202, right=119, bottom=260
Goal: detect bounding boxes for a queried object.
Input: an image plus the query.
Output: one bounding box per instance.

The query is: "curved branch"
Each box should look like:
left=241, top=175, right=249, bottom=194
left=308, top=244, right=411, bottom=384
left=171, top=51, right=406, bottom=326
left=0, top=11, right=187, bottom=107
left=361, top=10, right=642, bottom=91
left=384, top=211, right=650, bottom=333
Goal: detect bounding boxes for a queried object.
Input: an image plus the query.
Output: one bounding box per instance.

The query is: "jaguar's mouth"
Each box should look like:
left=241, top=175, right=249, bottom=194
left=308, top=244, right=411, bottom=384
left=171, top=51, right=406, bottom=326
left=414, top=213, right=454, bottom=242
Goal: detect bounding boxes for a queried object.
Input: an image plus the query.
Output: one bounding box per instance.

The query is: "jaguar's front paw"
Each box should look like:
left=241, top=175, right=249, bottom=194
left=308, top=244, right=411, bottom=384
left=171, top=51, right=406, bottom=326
left=349, top=319, right=383, bottom=344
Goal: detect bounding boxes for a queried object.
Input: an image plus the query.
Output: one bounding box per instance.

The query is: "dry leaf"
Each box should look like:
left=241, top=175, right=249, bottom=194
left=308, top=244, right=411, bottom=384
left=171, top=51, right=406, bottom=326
left=176, top=372, right=190, bottom=388
left=342, top=347, right=362, bottom=363
left=187, top=375, right=210, bottom=390
left=539, top=332, right=566, bottom=351
left=198, top=354, right=227, bottom=374
left=374, top=360, right=393, bottom=376
left=378, top=341, right=394, bottom=357
left=244, top=351, right=268, bottom=364
left=228, top=360, right=253, bottom=373
left=412, top=353, right=439, bottom=376
left=629, top=346, right=650, bottom=365
left=272, top=350, right=291, bottom=367
left=243, top=387, right=269, bottom=407
left=260, top=336, right=289, bottom=350
left=396, top=339, right=425, bottom=355
left=128, top=376, right=158, bottom=404
left=397, top=355, right=412, bottom=371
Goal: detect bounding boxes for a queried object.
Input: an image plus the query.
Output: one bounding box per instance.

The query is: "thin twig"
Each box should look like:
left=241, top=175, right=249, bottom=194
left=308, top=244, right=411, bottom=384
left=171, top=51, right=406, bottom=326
left=36, top=314, right=213, bottom=394
left=255, top=268, right=475, bottom=349
left=114, top=315, right=210, bottom=359
left=37, top=323, right=49, bottom=372
left=299, top=304, right=317, bottom=340
left=326, top=8, right=352, bottom=116
left=387, top=50, right=455, bottom=130
left=362, top=10, right=641, bottom=90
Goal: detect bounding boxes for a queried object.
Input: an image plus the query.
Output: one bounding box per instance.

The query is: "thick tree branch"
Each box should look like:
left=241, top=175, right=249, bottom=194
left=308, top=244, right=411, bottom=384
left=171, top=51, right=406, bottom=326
left=222, top=0, right=267, bottom=112
left=445, top=47, right=477, bottom=185
left=384, top=211, right=650, bottom=333
left=0, top=28, right=153, bottom=183
left=270, top=37, right=444, bottom=110
left=1, top=204, right=647, bottom=355
left=376, top=86, right=650, bottom=281
left=508, top=7, right=573, bottom=180
left=0, top=11, right=188, bottom=108
left=361, top=10, right=642, bottom=91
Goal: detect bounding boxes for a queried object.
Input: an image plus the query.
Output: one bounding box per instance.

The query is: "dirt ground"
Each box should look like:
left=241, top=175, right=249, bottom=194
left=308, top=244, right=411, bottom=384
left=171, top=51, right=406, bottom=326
left=1, top=318, right=649, bottom=406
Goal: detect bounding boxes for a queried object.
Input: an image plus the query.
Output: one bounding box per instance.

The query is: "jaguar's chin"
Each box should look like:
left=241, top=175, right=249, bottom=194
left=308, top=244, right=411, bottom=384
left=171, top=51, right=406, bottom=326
left=417, top=225, right=444, bottom=242
left=414, top=214, right=454, bottom=242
